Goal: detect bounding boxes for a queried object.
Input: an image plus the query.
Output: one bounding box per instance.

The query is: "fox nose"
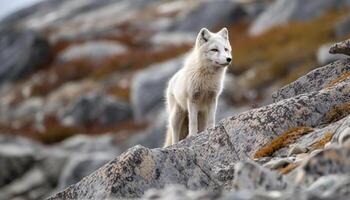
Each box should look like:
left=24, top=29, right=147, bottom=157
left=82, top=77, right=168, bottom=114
left=226, top=57, right=232, bottom=63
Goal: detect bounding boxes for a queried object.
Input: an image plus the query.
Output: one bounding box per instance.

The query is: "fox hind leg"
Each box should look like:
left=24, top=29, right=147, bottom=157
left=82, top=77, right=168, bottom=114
left=169, top=104, right=186, bottom=145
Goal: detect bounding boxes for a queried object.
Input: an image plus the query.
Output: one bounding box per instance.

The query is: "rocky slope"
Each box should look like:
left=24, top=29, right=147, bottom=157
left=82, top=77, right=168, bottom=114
left=48, top=40, right=350, bottom=199
left=1, top=0, right=350, bottom=199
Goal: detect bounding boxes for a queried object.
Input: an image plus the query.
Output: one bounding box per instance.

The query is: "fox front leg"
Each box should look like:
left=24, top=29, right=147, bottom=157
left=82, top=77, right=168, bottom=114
left=187, top=100, right=198, bottom=136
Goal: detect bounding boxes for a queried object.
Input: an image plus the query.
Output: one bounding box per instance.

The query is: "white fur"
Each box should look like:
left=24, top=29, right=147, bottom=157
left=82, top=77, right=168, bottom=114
left=164, top=27, right=232, bottom=147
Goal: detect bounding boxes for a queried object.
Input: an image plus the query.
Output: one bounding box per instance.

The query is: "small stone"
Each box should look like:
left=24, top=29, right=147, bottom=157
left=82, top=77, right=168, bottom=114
left=329, top=39, right=350, bottom=56
left=287, top=145, right=308, bottom=157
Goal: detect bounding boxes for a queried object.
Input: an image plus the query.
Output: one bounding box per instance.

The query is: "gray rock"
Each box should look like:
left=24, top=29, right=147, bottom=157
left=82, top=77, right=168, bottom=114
left=58, top=41, right=127, bottom=62
left=294, top=145, right=350, bottom=186
left=0, top=167, right=52, bottom=200
left=131, top=55, right=184, bottom=122
left=317, top=43, right=348, bottom=65
left=330, top=39, right=350, bottom=56
left=0, top=143, right=35, bottom=188
left=57, top=134, right=120, bottom=153
left=0, top=28, right=52, bottom=84
left=60, top=93, right=131, bottom=126
left=58, top=153, right=115, bottom=188
left=273, top=58, right=350, bottom=102
left=249, top=0, right=350, bottom=35
left=335, top=14, right=350, bottom=38
left=169, top=0, right=246, bottom=33
left=233, top=161, right=288, bottom=191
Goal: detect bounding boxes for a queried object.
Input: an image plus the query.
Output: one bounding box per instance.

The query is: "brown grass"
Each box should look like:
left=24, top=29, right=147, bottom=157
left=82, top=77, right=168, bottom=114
left=310, top=132, right=334, bottom=150
left=254, top=127, right=314, bottom=158
left=325, top=71, right=350, bottom=88
left=324, top=102, right=350, bottom=124
left=279, top=163, right=300, bottom=174
left=0, top=115, right=146, bottom=144
left=228, top=9, right=349, bottom=88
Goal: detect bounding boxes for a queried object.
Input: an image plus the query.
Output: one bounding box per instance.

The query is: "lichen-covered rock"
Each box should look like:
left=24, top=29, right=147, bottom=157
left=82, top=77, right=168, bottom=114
left=294, top=145, right=350, bottom=186
left=330, top=39, right=350, bottom=56
left=232, top=161, right=288, bottom=191
left=273, top=58, right=350, bottom=102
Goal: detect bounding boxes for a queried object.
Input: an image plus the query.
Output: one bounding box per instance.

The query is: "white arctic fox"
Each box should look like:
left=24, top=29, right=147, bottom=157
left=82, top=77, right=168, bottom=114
left=164, top=27, right=232, bottom=147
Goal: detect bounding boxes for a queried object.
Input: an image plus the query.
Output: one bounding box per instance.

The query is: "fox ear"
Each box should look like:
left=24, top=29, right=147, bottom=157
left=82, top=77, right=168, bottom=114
left=196, top=28, right=211, bottom=46
left=218, top=27, right=228, bottom=40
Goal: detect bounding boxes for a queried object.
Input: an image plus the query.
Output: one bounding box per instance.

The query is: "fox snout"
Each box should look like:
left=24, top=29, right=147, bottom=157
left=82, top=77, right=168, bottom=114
left=226, top=57, right=232, bottom=63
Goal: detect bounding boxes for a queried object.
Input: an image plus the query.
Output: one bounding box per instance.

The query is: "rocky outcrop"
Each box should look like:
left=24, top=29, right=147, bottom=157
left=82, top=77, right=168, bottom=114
left=0, top=28, right=52, bottom=84
left=48, top=55, right=350, bottom=199
left=249, top=0, right=350, bottom=35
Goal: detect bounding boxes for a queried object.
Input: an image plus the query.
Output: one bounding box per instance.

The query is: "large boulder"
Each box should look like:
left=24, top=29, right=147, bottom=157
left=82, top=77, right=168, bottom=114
left=0, top=28, right=52, bottom=84
left=60, top=93, right=132, bottom=126
left=48, top=57, right=350, bottom=199
left=249, top=0, right=350, bottom=35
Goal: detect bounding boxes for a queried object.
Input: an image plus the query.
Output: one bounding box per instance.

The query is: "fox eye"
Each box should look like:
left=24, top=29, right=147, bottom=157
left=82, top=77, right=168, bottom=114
left=210, top=49, right=219, bottom=52
left=224, top=48, right=229, bottom=52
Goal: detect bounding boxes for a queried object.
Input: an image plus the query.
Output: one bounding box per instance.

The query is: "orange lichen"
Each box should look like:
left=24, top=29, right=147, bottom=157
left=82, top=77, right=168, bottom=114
left=324, top=102, right=350, bottom=124
left=279, top=163, right=299, bottom=174
left=325, top=71, right=350, bottom=88
left=254, top=127, right=314, bottom=158
left=310, top=132, right=334, bottom=150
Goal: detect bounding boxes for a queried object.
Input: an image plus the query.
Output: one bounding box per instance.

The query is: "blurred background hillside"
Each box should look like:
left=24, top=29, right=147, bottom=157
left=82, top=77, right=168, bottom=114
left=0, top=0, right=350, bottom=199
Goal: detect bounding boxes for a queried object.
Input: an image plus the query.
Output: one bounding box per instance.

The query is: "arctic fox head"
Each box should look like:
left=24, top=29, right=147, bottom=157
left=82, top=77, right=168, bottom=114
left=195, top=27, right=232, bottom=68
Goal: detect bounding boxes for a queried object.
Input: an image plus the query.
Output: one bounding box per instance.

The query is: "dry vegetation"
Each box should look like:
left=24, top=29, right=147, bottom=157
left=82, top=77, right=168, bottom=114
left=228, top=10, right=350, bottom=89
left=310, top=132, right=334, bottom=150
left=324, top=102, right=350, bottom=124
left=325, top=71, right=350, bottom=88
left=254, top=127, right=314, bottom=158
left=0, top=115, right=146, bottom=144
left=279, top=163, right=300, bottom=174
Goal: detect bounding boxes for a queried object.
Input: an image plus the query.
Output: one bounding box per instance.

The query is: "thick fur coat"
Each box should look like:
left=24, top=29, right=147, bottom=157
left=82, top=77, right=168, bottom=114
left=164, top=27, right=232, bottom=147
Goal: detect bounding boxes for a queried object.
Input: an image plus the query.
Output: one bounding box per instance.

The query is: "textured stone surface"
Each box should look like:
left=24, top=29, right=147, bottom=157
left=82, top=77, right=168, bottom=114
left=330, top=39, right=350, bottom=56
left=273, top=58, right=350, bottom=102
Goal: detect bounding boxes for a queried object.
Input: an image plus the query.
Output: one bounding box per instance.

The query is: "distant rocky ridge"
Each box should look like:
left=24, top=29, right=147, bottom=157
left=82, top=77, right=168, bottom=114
left=47, top=40, right=350, bottom=199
